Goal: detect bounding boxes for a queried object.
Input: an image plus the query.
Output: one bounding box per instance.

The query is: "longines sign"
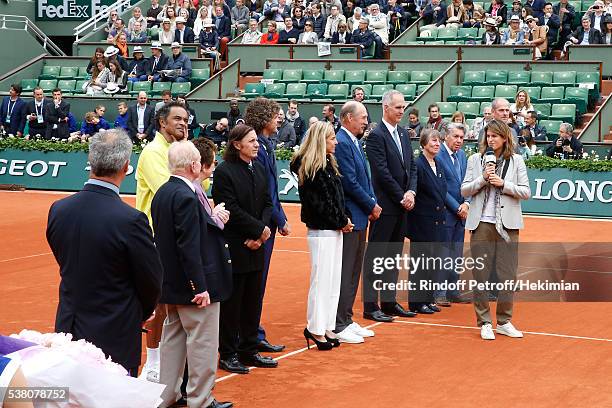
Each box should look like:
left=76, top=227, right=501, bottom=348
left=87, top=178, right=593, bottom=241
left=0, top=149, right=610, bottom=218
left=36, top=0, right=116, bottom=21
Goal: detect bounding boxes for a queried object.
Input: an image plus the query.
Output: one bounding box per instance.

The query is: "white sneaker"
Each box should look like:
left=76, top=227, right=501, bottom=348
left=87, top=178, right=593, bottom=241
left=348, top=322, right=374, bottom=338
left=335, top=327, right=365, bottom=344
left=496, top=322, right=524, bottom=338
left=480, top=323, right=496, bottom=340
left=138, top=363, right=160, bottom=382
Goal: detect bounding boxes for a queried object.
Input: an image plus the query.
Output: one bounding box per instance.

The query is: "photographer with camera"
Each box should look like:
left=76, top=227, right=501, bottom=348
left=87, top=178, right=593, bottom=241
left=585, top=0, right=610, bottom=33
left=545, top=122, right=583, bottom=159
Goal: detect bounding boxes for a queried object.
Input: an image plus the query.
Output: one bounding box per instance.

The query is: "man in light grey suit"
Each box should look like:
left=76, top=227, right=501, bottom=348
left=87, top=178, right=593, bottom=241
left=461, top=119, right=530, bottom=341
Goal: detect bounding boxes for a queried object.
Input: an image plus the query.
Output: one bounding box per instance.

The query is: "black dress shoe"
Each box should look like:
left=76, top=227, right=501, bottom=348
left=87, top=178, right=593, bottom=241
left=257, top=339, right=286, bottom=353
left=363, top=310, right=395, bottom=322
left=206, top=399, right=233, bottom=408
left=428, top=303, right=441, bottom=312
left=219, top=356, right=249, bottom=374
left=169, top=397, right=187, bottom=407
left=381, top=303, right=417, bottom=318
left=239, top=353, right=278, bottom=368
left=411, top=304, right=434, bottom=314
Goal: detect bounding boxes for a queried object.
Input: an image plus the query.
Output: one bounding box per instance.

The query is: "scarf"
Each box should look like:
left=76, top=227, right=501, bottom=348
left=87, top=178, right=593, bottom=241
left=428, top=116, right=442, bottom=129
left=116, top=42, right=128, bottom=57
left=481, top=155, right=511, bottom=242
left=285, top=110, right=300, bottom=123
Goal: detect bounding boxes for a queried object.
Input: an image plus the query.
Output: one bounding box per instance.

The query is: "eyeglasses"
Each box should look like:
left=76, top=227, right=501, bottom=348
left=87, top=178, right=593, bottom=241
left=305, top=23, right=313, bottom=26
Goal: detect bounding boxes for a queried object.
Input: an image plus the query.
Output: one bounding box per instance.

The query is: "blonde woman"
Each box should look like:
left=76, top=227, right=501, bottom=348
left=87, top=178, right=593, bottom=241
left=509, top=89, right=534, bottom=127
left=290, top=121, right=353, bottom=351
left=128, top=7, right=148, bottom=31
left=193, top=7, right=210, bottom=37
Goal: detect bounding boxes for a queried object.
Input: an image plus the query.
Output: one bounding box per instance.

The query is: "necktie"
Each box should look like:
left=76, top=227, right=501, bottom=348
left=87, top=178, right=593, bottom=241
left=452, top=152, right=461, bottom=176
left=392, top=128, right=403, bottom=160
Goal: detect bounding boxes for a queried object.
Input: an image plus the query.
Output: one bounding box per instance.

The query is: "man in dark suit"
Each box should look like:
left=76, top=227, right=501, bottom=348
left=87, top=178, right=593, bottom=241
left=568, top=15, right=604, bottom=44
left=147, top=41, right=170, bottom=82
left=331, top=22, right=352, bottom=44
left=24, top=87, right=51, bottom=138
left=553, top=0, right=576, bottom=44
left=245, top=98, right=288, bottom=353
left=174, top=16, right=196, bottom=43
left=278, top=16, right=300, bottom=43
left=525, top=0, right=545, bottom=18
left=522, top=111, right=548, bottom=141
left=212, top=124, right=277, bottom=374
left=0, top=84, right=26, bottom=137
left=127, top=91, right=155, bottom=142
left=46, top=129, right=162, bottom=375
left=44, top=89, right=71, bottom=140
left=334, top=101, right=383, bottom=343
left=152, top=141, right=232, bottom=408
left=539, top=3, right=560, bottom=49
left=436, top=123, right=470, bottom=305
left=352, top=18, right=376, bottom=57
left=363, top=90, right=418, bottom=322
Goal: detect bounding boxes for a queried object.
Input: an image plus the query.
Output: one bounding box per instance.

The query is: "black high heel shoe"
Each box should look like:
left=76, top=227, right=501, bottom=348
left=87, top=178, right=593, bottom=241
left=324, top=335, right=340, bottom=348
left=303, top=328, right=333, bottom=351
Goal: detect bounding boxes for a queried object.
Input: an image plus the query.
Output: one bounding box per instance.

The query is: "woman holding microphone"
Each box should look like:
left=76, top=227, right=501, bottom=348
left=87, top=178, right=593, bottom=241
left=290, top=121, right=353, bottom=351
left=461, top=119, right=531, bottom=341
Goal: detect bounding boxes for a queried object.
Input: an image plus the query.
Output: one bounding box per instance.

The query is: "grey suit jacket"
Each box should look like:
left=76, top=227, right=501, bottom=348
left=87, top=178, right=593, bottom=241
left=461, top=153, right=530, bottom=231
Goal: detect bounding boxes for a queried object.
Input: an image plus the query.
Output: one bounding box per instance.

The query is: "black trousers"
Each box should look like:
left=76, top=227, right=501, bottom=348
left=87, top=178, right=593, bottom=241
left=219, top=269, right=264, bottom=360
left=335, top=229, right=367, bottom=333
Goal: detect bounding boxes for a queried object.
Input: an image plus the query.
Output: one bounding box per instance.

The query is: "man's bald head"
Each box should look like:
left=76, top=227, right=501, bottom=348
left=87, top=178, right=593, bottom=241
left=340, top=101, right=368, bottom=137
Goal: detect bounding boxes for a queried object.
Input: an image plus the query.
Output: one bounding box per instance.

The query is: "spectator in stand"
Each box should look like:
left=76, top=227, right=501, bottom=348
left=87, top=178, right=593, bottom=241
left=308, top=3, right=326, bottom=38
left=261, top=21, right=280, bottom=43
left=525, top=0, right=545, bottom=18
left=451, top=111, right=470, bottom=136
left=540, top=2, right=560, bottom=50
left=114, top=101, right=130, bottom=132
left=104, top=45, right=129, bottom=72
left=545, top=122, right=582, bottom=158
left=523, top=15, right=548, bottom=58
left=491, top=98, right=520, bottom=140
left=502, top=15, right=526, bottom=43
left=147, top=41, right=170, bottom=81
left=347, top=7, right=363, bottom=32
left=147, top=0, right=162, bottom=27
left=128, top=91, right=156, bottom=142
left=157, top=2, right=179, bottom=28
left=129, top=7, right=148, bottom=32
left=463, top=0, right=485, bottom=27
left=129, top=21, right=149, bottom=42
left=263, top=0, right=291, bottom=26
left=507, top=0, right=522, bottom=23
left=298, top=19, right=319, bottom=43
left=231, top=0, right=250, bottom=34
left=159, top=18, right=176, bottom=43
left=80, top=111, right=111, bottom=141
left=155, top=90, right=174, bottom=112
left=554, top=0, right=576, bottom=45
left=45, top=88, right=70, bottom=140
left=86, top=60, right=110, bottom=95
left=481, top=17, right=502, bottom=43
left=103, top=59, right=128, bottom=94
left=567, top=15, right=604, bottom=45
left=176, top=94, right=198, bottom=139
left=200, top=19, right=221, bottom=68
left=194, top=7, right=210, bottom=37
left=108, top=18, right=129, bottom=44
left=322, top=104, right=341, bottom=133
left=203, top=118, right=230, bottom=147
left=522, top=111, right=548, bottom=141
left=275, top=109, right=297, bottom=148
left=343, top=0, right=356, bottom=19
left=213, top=0, right=232, bottom=17
left=323, top=0, right=344, bottom=17
left=114, top=33, right=129, bottom=59
left=473, top=105, right=493, bottom=139
left=425, top=103, right=449, bottom=136
left=175, top=16, right=196, bottom=43
left=586, top=0, right=609, bottom=32
left=286, top=100, right=306, bottom=143
left=127, top=46, right=149, bottom=82
left=422, top=0, right=448, bottom=28
left=603, top=15, right=612, bottom=43
left=517, top=128, right=535, bottom=159
left=447, top=0, right=468, bottom=26
left=165, top=42, right=192, bottom=82
left=86, top=47, right=105, bottom=74
left=368, top=4, right=390, bottom=44
left=24, top=87, right=51, bottom=139
left=510, top=89, right=534, bottom=127
left=242, top=18, right=263, bottom=43
left=324, top=5, right=347, bottom=40
left=385, top=0, right=409, bottom=30
left=181, top=2, right=198, bottom=27
left=407, top=107, right=422, bottom=138
left=352, top=18, right=376, bottom=56
left=388, top=11, right=404, bottom=42
left=487, top=0, right=508, bottom=25
left=246, top=0, right=264, bottom=21
left=0, top=84, right=26, bottom=137
left=293, top=6, right=307, bottom=32
left=331, top=21, right=352, bottom=43
left=214, top=5, right=233, bottom=58
left=279, top=16, right=300, bottom=43
left=227, top=98, right=243, bottom=129
left=105, top=9, right=119, bottom=34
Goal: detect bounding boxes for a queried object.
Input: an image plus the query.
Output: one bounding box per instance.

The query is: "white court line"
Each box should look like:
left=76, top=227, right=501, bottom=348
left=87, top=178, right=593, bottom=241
left=393, top=320, right=612, bottom=342
left=214, top=322, right=384, bottom=383
left=0, top=252, right=53, bottom=263
left=275, top=249, right=310, bottom=254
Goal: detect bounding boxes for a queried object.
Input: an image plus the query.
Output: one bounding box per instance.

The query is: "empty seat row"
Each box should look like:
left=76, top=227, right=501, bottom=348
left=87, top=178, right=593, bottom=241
left=463, top=70, right=599, bottom=88
left=262, top=68, right=444, bottom=85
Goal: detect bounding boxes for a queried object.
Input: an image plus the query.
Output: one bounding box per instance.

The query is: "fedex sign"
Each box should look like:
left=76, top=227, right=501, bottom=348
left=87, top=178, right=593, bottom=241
left=36, top=0, right=113, bottom=21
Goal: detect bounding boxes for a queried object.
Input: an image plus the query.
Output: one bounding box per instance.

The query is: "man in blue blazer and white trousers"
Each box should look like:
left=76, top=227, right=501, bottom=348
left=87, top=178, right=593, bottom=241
left=333, top=101, right=382, bottom=344
left=436, top=123, right=470, bottom=305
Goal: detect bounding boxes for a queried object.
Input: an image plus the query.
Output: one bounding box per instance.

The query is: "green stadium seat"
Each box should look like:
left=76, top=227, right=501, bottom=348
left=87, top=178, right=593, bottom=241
left=58, top=66, right=78, bottom=80
left=550, top=104, right=576, bottom=124
left=463, top=71, right=485, bottom=86
left=477, top=27, right=487, bottom=37
left=371, top=84, right=394, bottom=100
left=38, top=79, right=57, bottom=92
left=507, top=71, right=530, bottom=86
left=365, top=70, right=387, bottom=84
left=280, top=69, right=302, bottom=83
left=530, top=71, right=553, bottom=86
left=126, top=81, right=134, bottom=92
left=539, top=119, right=562, bottom=136
left=436, top=26, right=458, bottom=40
left=471, top=85, right=495, bottom=102
left=263, top=69, right=282, bottom=81
left=171, top=82, right=191, bottom=96
left=361, top=41, right=376, bottom=59
left=553, top=71, right=576, bottom=86
left=351, top=84, right=372, bottom=98
left=387, top=71, right=410, bottom=85
left=445, top=40, right=464, bottom=45
left=190, top=68, right=210, bottom=86
left=322, top=70, right=344, bottom=84
left=327, top=84, right=349, bottom=100
left=151, top=81, right=171, bottom=96
left=580, top=0, right=592, bottom=12
left=20, top=79, right=38, bottom=92
left=395, top=83, right=416, bottom=100
left=539, top=86, right=564, bottom=104
left=264, top=82, right=286, bottom=98
left=416, top=27, right=438, bottom=42
left=74, top=66, right=91, bottom=80
left=576, top=71, right=599, bottom=87
left=344, top=70, right=366, bottom=85
left=301, top=69, right=324, bottom=83
left=243, top=82, right=265, bottom=98
left=485, top=70, right=508, bottom=85
left=130, top=81, right=152, bottom=96
left=57, top=79, right=76, bottom=94
left=447, top=85, right=472, bottom=102
left=480, top=102, right=492, bottom=114
left=532, top=103, right=551, bottom=118
left=495, top=84, right=518, bottom=102
left=458, top=27, right=478, bottom=40
left=521, top=86, right=541, bottom=102
left=429, top=40, right=445, bottom=44
left=74, top=80, right=89, bottom=94
left=457, top=101, right=480, bottom=119
left=284, top=82, right=307, bottom=99
left=410, top=71, right=431, bottom=84
left=437, top=102, right=457, bottom=117
left=416, top=84, right=429, bottom=95
left=39, top=65, right=61, bottom=80
left=306, top=83, right=328, bottom=98
left=563, top=87, right=588, bottom=114
left=432, top=71, right=444, bottom=80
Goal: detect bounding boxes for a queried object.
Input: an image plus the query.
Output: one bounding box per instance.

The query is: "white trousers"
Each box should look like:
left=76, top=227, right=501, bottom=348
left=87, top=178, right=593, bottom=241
left=306, top=229, right=343, bottom=336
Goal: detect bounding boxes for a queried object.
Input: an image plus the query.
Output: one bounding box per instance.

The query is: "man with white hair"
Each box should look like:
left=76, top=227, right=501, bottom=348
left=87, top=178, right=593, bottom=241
left=368, top=3, right=389, bottom=44
left=152, top=141, right=233, bottom=408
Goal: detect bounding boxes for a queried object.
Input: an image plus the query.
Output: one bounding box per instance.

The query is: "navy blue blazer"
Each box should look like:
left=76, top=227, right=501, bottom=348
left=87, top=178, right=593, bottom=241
left=146, top=53, right=170, bottom=76
left=215, top=15, right=232, bottom=38
left=525, top=0, right=545, bottom=18
left=47, top=183, right=162, bottom=370
left=437, top=145, right=467, bottom=226
left=0, top=96, right=26, bottom=135
left=406, top=154, right=448, bottom=243
left=365, top=122, right=418, bottom=216
left=174, top=26, right=196, bottom=43
left=255, top=135, right=287, bottom=229
left=335, top=128, right=376, bottom=231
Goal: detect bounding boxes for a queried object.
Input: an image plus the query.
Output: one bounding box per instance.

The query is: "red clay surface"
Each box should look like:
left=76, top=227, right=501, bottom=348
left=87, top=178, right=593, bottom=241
left=1, top=191, right=611, bottom=407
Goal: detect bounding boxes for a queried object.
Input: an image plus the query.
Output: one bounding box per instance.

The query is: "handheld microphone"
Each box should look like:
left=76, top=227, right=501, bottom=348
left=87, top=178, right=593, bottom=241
left=484, top=147, right=496, bottom=168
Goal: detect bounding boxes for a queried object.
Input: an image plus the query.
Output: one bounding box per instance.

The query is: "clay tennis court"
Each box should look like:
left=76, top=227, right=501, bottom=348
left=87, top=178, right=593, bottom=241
left=1, top=191, right=611, bottom=407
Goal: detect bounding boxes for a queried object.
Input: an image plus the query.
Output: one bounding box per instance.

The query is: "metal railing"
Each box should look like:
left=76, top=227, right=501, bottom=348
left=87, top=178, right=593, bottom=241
left=0, top=14, right=65, bottom=56
left=73, top=0, right=132, bottom=42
